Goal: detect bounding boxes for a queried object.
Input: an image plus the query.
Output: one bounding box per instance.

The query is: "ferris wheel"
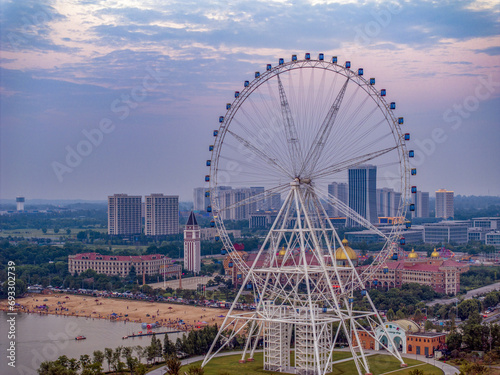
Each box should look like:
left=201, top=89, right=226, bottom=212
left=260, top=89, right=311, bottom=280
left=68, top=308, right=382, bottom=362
left=203, top=53, right=414, bottom=374
left=206, top=53, right=412, bottom=289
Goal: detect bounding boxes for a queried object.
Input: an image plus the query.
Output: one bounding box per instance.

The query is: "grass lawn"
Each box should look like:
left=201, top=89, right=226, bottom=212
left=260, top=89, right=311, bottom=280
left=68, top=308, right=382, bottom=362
left=179, top=353, right=443, bottom=375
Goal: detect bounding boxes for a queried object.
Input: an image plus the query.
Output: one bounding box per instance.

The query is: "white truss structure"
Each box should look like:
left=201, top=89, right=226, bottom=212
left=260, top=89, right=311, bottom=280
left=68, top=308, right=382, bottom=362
left=203, top=181, right=407, bottom=374
left=203, top=54, right=413, bottom=374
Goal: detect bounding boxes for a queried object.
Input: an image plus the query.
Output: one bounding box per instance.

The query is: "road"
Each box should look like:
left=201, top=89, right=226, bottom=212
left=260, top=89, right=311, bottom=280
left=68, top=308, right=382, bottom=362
left=426, top=281, right=500, bottom=307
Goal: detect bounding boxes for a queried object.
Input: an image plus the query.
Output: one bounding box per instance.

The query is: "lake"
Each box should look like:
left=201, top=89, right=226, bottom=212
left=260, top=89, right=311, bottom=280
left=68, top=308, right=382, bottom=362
left=0, top=311, right=183, bottom=375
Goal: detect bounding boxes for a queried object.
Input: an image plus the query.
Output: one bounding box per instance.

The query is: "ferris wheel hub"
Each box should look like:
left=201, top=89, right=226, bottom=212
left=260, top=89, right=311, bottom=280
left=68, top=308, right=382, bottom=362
left=291, top=177, right=311, bottom=186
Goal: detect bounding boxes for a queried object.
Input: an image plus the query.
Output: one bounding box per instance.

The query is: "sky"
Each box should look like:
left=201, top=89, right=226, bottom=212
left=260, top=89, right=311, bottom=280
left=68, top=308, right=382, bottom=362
left=0, top=0, right=499, bottom=202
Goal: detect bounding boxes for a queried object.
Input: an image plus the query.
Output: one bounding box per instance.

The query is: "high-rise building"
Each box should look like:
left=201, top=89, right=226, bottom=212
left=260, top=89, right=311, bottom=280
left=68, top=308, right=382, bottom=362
left=328, top=182, right=348, bottom=217
left=435, top=189, right=454, bottom=219
left=193, top=187, right=210, bottom=211
left=184, top=211, right=201, bottom=273
left=218, top=187, right=265, bottom=220
left=412, top=191, right=430, bottom=218
left=16, top=196, right=25, bottom=211
left=265, top=192, right=282, bottom=211
left=145, top=194, right=179, bottom=236
left=348, top=165, right=377, bottom=226
left=108, top=194, right=142, bottom=235
left=376, top=188, right=402, bottom=218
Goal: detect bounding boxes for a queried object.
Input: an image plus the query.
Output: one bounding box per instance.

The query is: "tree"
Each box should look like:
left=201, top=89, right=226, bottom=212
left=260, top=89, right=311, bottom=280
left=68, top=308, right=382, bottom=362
left=38, top=356, right=80, bottom=375
left=104, top=348, right=113, bottom=372
left=129, top=266, right=137, bottom=282
left=424, top=320, right=434, bottom=332
left=148, top=334, right=162, bottom=363
left=396, top=309, right=405, bottom=319
left=93, top=350, right=104, bottom=366
left=413, top=309, right=425, bottom=323
left=111, top=346, right=123, bottom=372
left=134, top=345, right=145, bottom=364
left=164, top=354, right=182, bottom=375
left=446, top=332, right=463, bottom=352
left=457, top=299, right=481, bottom=320
left=164, top=334, right=176, bottom=356
left=458, top=361, right=489, bottom=375
left=79, top=354, right=91, bottom=369
left=186, top=364, right=205, bottom=375
left=122, top=347, right=138, bottom=374
left=386, top=308, right=395, bottom=321
left=408, top=370, right=426, bottom=375
left=461, top=312, right=488, bottom=351
left=135, top=363, right=148, bottom=375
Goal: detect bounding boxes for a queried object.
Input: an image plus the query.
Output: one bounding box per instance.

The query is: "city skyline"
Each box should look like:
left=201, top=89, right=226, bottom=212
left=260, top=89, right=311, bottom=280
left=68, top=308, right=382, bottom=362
left=1, top=0, right=499, bottom=201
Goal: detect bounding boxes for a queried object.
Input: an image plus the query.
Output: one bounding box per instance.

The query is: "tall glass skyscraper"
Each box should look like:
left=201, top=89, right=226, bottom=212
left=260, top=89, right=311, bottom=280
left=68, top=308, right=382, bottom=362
left=348, top=165, right=377, bottom=226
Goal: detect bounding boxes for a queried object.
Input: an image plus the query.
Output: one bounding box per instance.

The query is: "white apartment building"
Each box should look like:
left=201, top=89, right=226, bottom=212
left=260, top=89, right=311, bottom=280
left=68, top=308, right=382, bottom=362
left=108, top=194, right=142, bottom=235
left=145, top=194, right=179, bottom=236
left=435, top=189, right=454, bottom=219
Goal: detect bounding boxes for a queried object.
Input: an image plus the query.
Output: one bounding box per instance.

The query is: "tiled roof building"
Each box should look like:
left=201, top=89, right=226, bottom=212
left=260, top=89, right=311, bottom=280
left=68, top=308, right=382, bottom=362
left=68, top=252, right=181, bottom=277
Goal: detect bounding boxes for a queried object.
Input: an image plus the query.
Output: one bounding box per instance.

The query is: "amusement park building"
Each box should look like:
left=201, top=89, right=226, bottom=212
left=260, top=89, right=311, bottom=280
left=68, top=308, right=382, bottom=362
left=68, top=252, right=181, bottom=277
left=353, top=319, right=446, bottom=357
left=358, top=248, right=470, bottom=295
left=223, top=242, right=469, bottom=295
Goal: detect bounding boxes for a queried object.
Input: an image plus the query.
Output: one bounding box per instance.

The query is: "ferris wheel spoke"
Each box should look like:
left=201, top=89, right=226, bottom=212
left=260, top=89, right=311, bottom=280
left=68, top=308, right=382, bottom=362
left=225, top=130, right=293, bottom=178
left=311, top=146, right=398, bottom=180
left=277, top=74, right=303, bottom=176
left=215, top=184, right=288, bottom=214
left=322, top=192, right=391, bottom=241
left=300, top=77, right=350, bottom=177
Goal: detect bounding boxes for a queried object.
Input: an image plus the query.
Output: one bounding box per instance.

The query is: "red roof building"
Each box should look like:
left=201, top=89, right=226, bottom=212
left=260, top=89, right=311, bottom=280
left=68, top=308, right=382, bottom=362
left=68, top=252, right=181, bottom=278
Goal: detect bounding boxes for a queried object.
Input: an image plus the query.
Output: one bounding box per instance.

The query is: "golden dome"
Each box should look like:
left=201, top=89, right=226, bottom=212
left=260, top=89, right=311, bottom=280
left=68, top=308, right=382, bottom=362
left=279, top=246, right=286, bottom=257
left=408, top=249, right=418, bottom=259
left=431, top=248, right=440, bottom=258
left=335, top=239, right=358, bottom=260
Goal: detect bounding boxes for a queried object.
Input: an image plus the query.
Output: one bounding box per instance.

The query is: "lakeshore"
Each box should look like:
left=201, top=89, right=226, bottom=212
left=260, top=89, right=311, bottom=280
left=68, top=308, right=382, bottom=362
left=0, top=293, right=228, bottom=331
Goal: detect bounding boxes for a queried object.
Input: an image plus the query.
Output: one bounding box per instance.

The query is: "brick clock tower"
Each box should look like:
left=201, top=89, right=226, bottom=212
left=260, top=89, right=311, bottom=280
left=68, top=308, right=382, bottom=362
left=184, top=211, right=201, bottom=273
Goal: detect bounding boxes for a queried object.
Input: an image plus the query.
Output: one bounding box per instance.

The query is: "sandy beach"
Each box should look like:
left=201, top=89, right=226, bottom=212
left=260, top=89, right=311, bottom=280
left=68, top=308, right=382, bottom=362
left=0, top=293, right=228, bottom=331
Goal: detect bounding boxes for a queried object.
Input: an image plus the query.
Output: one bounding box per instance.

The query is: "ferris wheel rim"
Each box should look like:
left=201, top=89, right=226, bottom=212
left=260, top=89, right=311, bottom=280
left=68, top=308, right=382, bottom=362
left=207, top=54, right=411, bottom=288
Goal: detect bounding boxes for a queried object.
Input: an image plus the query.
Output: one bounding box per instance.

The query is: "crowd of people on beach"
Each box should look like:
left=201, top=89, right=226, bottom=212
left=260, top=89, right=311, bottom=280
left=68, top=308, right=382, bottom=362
left=1, top=293, right=225, bottom=333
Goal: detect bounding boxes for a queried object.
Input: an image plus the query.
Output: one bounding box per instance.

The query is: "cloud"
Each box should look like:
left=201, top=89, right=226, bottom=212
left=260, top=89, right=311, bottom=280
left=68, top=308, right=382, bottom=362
left=475, top=46, right=500, bottom=56
left=0, top=0, right=76, bottom=53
